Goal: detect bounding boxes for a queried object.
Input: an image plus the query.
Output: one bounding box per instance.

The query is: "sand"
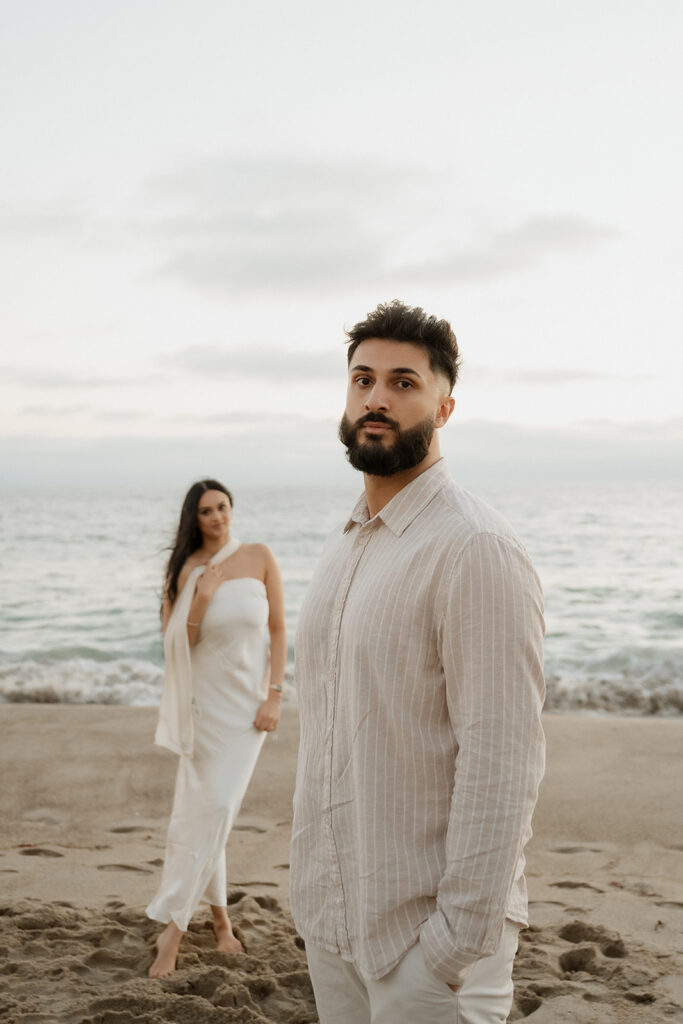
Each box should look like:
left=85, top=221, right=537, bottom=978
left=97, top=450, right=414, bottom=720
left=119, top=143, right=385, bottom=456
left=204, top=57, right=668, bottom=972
left=1, top=705, right=682, bottom=1023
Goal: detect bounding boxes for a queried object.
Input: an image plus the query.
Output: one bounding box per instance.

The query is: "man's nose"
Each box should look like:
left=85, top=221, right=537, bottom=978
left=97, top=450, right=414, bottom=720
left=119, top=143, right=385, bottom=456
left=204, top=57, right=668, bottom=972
left=364, top=382, right=390, bottom=411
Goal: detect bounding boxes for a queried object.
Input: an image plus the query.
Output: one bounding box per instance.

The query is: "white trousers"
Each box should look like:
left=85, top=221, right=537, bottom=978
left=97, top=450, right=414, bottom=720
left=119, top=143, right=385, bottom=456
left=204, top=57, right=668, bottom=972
left=306, top=921, right=519, bottom=1024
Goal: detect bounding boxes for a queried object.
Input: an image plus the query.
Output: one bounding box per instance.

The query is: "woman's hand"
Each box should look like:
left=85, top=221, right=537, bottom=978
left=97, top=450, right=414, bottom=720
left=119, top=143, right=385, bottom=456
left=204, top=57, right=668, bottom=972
left=194, top=563, right=223, bottom=601
left=253, top=695, right=281, bottom=733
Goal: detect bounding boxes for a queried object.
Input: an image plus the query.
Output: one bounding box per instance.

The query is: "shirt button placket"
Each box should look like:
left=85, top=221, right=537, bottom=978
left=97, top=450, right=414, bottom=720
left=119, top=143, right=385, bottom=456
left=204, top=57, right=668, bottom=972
left=323, top=522, right=375, bottom=957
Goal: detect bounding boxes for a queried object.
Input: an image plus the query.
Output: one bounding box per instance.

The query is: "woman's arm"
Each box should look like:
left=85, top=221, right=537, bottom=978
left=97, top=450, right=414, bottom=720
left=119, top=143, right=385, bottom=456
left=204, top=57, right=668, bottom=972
left=162, top=561, right=220, bottom=645
left=253, top=546, right=286, bottom=732
left=185, top=564, right=223, bottom=645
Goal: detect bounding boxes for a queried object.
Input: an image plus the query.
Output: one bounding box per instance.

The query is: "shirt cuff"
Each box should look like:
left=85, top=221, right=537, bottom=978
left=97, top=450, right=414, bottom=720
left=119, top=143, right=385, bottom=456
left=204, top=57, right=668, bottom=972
left=419, top=909, right=482, bottom=987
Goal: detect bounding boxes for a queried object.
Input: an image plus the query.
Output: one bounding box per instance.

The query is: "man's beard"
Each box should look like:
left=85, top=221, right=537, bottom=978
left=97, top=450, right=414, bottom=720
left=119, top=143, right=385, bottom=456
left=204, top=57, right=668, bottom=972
left=338, top=411, right=435, bottom=477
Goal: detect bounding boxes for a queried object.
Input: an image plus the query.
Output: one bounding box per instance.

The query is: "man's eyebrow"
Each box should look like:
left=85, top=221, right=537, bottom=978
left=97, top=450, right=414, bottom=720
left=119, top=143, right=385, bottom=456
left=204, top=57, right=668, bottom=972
left=391, top=367, right=423, bottom=378
left=350, top=363, right=424, bottom=379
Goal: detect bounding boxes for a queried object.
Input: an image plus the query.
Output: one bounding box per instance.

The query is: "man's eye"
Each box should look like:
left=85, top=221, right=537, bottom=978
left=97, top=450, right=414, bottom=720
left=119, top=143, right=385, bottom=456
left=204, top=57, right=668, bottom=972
left=355, top=376, right=372, bottom=386
left=396, top=380, right=413, bottom=389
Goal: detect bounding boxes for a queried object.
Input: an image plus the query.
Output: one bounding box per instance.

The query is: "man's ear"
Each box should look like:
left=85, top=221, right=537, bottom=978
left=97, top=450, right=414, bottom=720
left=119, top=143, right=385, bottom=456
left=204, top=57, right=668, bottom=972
left=435, top=394, right=455, bottom=429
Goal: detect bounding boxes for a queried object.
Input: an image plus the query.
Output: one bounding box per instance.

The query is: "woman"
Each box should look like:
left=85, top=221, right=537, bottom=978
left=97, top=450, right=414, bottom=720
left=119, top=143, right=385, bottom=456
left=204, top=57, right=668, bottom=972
left=147, top=479, right=286, bottom=978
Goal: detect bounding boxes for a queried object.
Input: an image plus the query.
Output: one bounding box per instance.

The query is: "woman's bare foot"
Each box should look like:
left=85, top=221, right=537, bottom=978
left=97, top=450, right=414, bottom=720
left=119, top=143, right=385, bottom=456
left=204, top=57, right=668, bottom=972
left=211, top=905, right=243, bottom=955
left=149, top=921, right=183, bottom=978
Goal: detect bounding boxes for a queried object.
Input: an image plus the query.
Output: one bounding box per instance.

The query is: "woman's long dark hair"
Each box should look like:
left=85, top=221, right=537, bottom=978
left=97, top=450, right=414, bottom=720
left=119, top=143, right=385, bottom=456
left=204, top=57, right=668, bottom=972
left=164, top=479, right=234, bottom=608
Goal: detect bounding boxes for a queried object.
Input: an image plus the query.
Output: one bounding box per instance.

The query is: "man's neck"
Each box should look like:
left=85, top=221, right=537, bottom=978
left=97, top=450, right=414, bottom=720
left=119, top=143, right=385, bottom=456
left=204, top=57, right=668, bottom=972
left=363, top=450, right=441, bottom=518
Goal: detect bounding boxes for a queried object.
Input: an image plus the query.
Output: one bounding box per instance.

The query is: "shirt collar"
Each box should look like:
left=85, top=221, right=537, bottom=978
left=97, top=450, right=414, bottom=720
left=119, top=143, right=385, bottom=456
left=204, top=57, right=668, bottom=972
left=343, top=459, right=451, bottom=537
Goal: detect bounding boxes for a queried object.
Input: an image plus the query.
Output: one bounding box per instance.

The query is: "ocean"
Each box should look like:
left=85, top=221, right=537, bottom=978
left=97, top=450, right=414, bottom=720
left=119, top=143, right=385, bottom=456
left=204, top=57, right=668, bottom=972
left=2, top=481, right=681, bottom=714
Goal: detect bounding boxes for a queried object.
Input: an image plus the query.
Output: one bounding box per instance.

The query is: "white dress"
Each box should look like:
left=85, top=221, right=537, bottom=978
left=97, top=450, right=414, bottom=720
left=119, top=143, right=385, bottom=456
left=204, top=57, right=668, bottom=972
left=147, top=560, right=269, bottom=931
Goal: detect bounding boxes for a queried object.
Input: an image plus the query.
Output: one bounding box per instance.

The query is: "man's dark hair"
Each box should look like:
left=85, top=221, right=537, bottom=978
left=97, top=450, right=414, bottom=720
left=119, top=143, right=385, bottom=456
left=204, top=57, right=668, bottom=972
left=345, top=300, right=461, bottom=393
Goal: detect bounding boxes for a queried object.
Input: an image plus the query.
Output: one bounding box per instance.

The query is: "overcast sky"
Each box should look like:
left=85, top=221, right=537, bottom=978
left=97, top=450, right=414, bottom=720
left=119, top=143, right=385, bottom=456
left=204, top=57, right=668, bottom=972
left=1, top=0, right=681, bottom=486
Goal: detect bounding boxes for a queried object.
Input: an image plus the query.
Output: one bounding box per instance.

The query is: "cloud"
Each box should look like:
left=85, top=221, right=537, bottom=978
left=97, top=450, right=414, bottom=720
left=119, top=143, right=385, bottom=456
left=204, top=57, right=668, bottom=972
left=0, top=198, right=90, bottom=241
left=442, top=417, right=683, bottom=481
left=166, top=411, right=325, bottom=429
left=170, top=412, right=260, bottom=426
left=499, top=215, right=619, bottom=251
left=1, top=419, right=681, bottom=487
left=141, top=158, right=423, bottom=230
left=141, top=157, right=401, bottom=293
left=164, top=343, right=342, bottom=381
left=167, top=344, right=640, bottom=390
left=1, top=161, right=619, bottom=299
left=21, top=404, right=90, bottom=416
left=463, top=366, right=637, bottom=386
left=137, top=156, right=619, bottom=297
left=402, top=216, right=620, bottom=284
left=17, top=403, right=148, bottom=423
left=93, top=410, right=148, bottom=422
left=2, top=366, right=162, bottom=390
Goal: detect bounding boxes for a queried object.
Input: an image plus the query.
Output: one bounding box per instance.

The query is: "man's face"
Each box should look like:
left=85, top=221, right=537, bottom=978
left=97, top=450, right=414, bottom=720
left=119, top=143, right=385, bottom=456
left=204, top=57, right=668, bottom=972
left=338, top=338, right=453, bottom=477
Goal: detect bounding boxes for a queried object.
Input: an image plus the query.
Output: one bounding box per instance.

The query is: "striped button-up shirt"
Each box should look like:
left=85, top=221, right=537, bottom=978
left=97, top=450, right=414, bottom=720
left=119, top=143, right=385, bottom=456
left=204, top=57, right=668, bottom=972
left=290, top=459, right=545, bottom=986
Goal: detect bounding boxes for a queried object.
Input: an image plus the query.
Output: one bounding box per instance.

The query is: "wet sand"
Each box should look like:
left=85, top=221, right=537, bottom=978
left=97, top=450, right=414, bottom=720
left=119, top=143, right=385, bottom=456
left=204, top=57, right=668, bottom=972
left=1, top=705, right=682, bottom=1022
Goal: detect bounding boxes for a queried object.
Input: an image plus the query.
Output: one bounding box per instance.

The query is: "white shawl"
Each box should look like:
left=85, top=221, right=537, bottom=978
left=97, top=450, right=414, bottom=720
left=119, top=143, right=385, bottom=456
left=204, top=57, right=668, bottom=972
left=155, top=537, right=241, bottom=757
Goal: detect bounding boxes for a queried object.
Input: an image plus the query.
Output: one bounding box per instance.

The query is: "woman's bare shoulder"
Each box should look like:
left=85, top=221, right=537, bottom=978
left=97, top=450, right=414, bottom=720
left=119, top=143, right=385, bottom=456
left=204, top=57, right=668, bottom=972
left=242, top=541, right=271, bottom=556
left=243, top=542, right=278, bottom=566
left=237, top=543, right=277, bottom=582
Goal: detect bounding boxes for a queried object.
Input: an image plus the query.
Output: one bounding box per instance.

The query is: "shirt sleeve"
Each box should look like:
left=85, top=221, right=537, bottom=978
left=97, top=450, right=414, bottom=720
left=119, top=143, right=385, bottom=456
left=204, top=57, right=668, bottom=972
left=420, top=531, right=546, bottom=986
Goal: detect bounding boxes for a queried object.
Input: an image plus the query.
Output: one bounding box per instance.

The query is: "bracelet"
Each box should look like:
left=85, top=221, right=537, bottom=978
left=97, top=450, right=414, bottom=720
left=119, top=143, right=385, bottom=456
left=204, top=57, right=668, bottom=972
left=187, top=620, right=200, bottom=627
left=269, top=684, right=283, bottom=692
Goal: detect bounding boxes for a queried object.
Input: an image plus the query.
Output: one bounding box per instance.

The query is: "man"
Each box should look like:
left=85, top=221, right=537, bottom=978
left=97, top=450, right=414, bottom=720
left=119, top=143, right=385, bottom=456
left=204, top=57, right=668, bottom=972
left=291, top=300, right=545, bottom=1023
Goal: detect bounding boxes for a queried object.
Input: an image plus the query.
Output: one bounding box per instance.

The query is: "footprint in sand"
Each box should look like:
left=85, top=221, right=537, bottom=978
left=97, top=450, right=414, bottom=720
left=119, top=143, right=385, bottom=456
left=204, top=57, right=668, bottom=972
left=231, top=880, right=278, bottom=888
left=513, top=919, right=677, bottom=1021
left=254, top=895, right=281, bottom=911
left=559, top=921, right=627, bottom=958
left=86, top=947, right=142, bottom=971
left=108, top=826, right=149, bottom=834
left=551, top=846, right=603, bottom=854
left=233, top=824, right=267, bottom=834
left=550, top=880, right=604, bottom=893
left=97, top=864, right=152, bottom=873
left=559, top=945, right=602, bottom=975
left=514, top=990, right=544, bottom=1016
left=611, top=879, right=662, bottom=899
left=18, top=847, right=64, bottom=858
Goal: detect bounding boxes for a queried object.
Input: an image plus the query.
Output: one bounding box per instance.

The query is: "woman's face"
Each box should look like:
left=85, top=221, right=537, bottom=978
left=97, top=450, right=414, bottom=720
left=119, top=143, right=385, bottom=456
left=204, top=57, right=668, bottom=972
left=196, top=489, right=232, bottom=542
